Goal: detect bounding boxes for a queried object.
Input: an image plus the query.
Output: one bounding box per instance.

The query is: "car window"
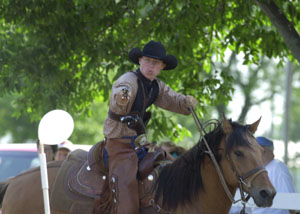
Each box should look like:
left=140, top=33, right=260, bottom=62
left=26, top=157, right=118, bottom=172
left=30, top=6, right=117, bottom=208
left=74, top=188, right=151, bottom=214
left=0, top=151, right=39, bottom=181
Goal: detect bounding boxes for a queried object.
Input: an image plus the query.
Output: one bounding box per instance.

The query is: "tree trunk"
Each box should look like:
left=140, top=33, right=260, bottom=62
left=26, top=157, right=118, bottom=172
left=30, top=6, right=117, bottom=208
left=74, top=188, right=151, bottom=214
left=283, top=60, right=293, bottom=165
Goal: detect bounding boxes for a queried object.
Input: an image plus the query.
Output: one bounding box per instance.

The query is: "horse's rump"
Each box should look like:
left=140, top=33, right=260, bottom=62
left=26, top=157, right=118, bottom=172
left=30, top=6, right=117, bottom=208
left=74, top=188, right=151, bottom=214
left=1, top=160, right=62, bottom=214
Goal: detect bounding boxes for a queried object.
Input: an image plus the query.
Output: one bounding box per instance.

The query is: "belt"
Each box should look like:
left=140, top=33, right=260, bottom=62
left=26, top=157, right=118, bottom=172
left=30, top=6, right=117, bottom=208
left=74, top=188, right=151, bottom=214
left=107, top=138, right=131, bottom=144
left=108, top=110, right=123, bottom=122
left=107, top=136, right=138, bottom=144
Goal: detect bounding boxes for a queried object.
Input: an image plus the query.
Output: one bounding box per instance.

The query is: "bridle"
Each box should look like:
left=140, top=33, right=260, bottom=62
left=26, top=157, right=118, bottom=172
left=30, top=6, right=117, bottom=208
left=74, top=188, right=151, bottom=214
left=190, top=108, right=266, bottom=214
left=227, top=152, right=266, bottom=213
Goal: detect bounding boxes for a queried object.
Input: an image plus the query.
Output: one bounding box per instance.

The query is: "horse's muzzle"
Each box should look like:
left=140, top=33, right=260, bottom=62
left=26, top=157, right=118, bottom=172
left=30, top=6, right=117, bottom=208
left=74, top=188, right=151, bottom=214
left=250, top=187, right=276, bottom=207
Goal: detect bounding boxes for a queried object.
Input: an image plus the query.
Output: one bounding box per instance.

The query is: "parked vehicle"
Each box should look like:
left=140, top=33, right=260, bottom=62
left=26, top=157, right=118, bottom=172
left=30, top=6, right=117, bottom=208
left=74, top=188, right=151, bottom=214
left=0, top=143, right=39, bottom=182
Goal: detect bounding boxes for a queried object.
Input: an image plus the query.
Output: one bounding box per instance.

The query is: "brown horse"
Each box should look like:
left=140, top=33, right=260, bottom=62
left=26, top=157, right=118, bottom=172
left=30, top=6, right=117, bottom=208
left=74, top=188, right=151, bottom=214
left=0, top=117, right=276, bottom=214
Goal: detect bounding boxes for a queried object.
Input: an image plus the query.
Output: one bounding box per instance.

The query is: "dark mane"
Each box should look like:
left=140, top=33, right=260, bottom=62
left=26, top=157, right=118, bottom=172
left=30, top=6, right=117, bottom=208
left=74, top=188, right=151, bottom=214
left=153, top=119, right=252, bottom=210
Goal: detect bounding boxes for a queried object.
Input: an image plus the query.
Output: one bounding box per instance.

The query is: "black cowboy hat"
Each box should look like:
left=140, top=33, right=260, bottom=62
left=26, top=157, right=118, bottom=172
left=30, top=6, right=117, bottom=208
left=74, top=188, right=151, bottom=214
left=129, top=40, right=177, bottom=70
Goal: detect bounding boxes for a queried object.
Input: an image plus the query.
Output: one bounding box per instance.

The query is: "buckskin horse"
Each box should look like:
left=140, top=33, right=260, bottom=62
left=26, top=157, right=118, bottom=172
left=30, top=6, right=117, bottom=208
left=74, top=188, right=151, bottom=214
left=0, top=116, right=276, bottom=214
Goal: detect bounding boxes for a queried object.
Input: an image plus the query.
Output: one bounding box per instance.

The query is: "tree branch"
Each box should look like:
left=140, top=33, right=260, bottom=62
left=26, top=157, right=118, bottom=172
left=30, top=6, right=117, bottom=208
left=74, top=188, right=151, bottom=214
left=253, top=0, right=300, bottom=63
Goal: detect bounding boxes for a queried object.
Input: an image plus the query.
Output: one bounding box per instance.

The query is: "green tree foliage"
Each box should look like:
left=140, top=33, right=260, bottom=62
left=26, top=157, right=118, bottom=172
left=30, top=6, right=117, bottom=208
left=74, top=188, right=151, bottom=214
left=0, top=0, right=300, bottom=143
left=0, top=95, right=38, bottom=143
left=0, top=94, right=107, bottom=144
left=70, top=98, right=107, bottom=145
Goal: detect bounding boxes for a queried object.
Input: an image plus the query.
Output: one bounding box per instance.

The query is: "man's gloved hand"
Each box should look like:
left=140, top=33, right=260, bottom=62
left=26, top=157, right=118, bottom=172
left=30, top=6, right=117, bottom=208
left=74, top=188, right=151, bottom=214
left=120, top=113, right=146, bottom=135
left=186, top=95, right=197, bottom=109
left=115, top=86, right=131, bottom=106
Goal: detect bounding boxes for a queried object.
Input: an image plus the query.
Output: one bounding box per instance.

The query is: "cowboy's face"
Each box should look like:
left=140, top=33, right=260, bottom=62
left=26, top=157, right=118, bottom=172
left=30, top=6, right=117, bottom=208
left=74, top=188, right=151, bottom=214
left=139, top=56, right=166, bottom=81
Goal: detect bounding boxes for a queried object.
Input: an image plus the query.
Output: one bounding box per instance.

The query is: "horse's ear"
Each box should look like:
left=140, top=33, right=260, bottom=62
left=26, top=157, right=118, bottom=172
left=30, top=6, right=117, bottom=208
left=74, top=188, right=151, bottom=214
left=222, top=114, right=233, bottom=135
left=249, top=117, right=261, bottom=134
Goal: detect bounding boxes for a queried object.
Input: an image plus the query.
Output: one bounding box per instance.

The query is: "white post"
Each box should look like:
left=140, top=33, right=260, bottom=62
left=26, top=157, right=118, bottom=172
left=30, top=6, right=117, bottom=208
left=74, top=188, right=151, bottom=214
left=39, top=143, right=51, bottom=214
left=37, top=109, right=74, bottom=214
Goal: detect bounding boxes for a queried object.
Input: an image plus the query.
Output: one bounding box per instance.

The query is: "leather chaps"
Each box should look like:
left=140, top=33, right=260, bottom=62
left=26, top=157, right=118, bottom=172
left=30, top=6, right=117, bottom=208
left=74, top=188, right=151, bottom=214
left=105, top=138, right=139, bottom=214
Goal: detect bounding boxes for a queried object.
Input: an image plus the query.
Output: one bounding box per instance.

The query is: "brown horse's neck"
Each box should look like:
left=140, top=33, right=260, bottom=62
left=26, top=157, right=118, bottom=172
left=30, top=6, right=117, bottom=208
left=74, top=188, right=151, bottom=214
left=175, top=156, right=237, bottom=214
left=201, top=156, right=237, bottom=214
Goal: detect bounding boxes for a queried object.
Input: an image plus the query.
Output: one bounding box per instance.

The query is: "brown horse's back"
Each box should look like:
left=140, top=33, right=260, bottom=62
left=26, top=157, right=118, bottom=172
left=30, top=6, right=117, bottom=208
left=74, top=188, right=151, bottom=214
left=2, top=161, right=62, bottom=214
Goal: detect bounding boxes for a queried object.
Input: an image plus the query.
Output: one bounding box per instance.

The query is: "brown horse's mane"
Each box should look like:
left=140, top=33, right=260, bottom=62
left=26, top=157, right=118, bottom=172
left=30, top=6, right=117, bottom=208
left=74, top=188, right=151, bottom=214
left=154, top=119, right=253, bottom=210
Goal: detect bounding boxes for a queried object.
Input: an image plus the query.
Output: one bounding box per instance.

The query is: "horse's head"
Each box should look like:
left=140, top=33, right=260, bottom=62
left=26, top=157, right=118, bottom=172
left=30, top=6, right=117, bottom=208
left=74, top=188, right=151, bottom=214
left=220, top=116, right=276, bottom=207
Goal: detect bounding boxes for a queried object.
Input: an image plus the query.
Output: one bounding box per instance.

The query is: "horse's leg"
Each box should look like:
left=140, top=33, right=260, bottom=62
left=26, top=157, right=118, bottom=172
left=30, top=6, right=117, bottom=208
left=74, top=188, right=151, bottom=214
left=2, top=165, right=60, bottom=214
left=0, top=180, right=10, bottom=208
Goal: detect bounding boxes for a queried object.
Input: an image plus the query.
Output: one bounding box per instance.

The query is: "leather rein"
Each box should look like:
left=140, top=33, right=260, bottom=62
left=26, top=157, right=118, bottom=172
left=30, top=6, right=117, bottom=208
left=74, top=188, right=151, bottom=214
left=190, top=108, right=266, bottom=213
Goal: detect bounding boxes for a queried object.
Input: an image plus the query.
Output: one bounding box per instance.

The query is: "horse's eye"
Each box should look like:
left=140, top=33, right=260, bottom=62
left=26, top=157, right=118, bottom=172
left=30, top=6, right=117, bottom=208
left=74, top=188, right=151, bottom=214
left=234, top=150, right=243, bottom=157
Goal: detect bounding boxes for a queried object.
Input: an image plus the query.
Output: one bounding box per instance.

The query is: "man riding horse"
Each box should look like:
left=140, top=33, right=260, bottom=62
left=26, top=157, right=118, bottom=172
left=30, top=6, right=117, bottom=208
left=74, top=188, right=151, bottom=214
left=103, top=40, right=197, bottom=214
